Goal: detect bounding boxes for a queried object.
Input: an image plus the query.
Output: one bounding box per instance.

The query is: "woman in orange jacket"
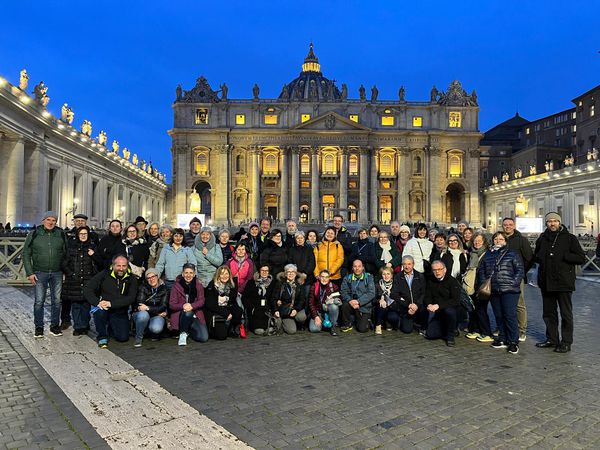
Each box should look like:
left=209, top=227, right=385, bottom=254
left=314, top=226, right=345, bottom=286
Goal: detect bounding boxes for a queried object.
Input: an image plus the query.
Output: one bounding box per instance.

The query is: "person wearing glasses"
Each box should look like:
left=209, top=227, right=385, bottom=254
left=242, top=265, right=277, bottom=335
left=133, top=268, right=168, bottom=347
left=123, top=224, right=150, bottom=279
left=390, top=255, right=427, bottom=333
left=424, top=260, right=461, bottom=347
left=445, top=234, right=468, bottom=279
left=308, top=270, right=341, bottom=336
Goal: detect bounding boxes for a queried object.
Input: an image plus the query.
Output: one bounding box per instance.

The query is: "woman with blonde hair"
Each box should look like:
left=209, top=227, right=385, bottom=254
left=204, top=265, right=242, bottom=340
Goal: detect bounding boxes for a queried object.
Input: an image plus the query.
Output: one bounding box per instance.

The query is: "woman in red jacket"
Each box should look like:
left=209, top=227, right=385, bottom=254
left=226, top=242, right=255, bottom=296
left=308, top=270, right=341, bottom=336
left=169, top=263, right=208, bottom=346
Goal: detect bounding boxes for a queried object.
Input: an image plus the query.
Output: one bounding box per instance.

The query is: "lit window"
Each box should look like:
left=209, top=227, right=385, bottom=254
left=301, top=114, right=311, bottom=123
left=348, top=181, right=358, bottom=189
left=572, top=111, right=577, bottom=119
left=349, top=114, right=359, bottom=123
left=591, top=105, right=595, bottom=117
left=195, top=153, right=208, bottom=175
left=380, top=154, right=394, bottom=175
left=412, top=116, right=422, bottom=127
left=381, top=116, right=394, bottom=126
left=449, top=111, right=462, bottom=128
left=264, top=153, right=278, bottom=173
left=381, top=181, right=392, bottom=189
left=264, top=114, right=278, bottom=125
left=349, top=155, right=358, bottom=175
left=301, top=181, right=310, bottom=188
left=301, top=154, right=310, bottom=174
left=235, top=114, right=245, bottom=125
left=323, top=153, right=336, bottom=173
left=448, top=154, right=462, bottom=177
left=195, top=109, right=208, bottom=125
left=526, top=128, right=530, bottom=135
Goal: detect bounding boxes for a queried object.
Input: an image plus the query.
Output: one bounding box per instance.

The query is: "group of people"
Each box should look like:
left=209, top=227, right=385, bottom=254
left=23, top=210, right=585, bottom=355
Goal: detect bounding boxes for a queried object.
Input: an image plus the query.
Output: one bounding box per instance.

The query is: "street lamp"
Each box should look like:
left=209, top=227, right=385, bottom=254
left=585, top=213, right=594, bottom=236
left=118, top=206, right=126, bottom=220
left=65, top=198, right=79, bottom=222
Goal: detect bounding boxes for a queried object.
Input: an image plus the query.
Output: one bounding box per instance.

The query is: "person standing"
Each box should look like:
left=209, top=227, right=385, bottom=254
left=534, top=212, right=586, bottom=353
left=23, top=211, right=68, bottom=338
left=94, top=220, right=126, bottom=269
left=502, top=217, right=534, bottom=342
left=184, top=217, right=203, bottom=247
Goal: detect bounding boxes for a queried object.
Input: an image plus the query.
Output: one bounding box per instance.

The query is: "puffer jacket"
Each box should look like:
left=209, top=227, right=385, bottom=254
left=193, top=233, right=223, bottom=286
left=476, top=246, right=524, bottom=294
left=349, top=238, right=377, bottom=274
left=260, top=240, right=288, bottom=276
left=227, top=255, right=254, bottom=294
left=154, top=244, right=195, bottom=281
left=288, top=243, right=316, bottom=283
left=23, top=226, right=67, bottom=276
left=271, top=272, right=307, bottom=316
left=135, top=281, right=168, bottom=316
left=62, top=239, right=99, bottom=302
left=313, top=240, right=345, bottom=280
left=534, top=226, right=586, bottom=292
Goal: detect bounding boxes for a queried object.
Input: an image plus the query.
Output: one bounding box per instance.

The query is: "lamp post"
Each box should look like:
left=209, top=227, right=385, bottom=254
left=585, top=213, right=594, bottom=236
left=65, top=198, right=79, bottom=225
left=118, top=206, right=126, bottom=221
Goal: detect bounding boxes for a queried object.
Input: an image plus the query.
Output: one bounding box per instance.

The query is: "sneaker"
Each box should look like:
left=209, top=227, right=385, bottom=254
left=134, top=338, right=143, bottom=348
left=446, top=339, right=456, bottom=347
left=375, top=325, right=382, bottom=335
left=98, top=339, right=108, bottom=349
left=519, top=333, right=527, bottom=342
left=330, top=326, right=338, bottom=337
left=492, top=329, right=499, bottom=337
left=507, top=344, right=519, bottom=354
left=465, top=332, right=480, bottom=340
left=49, top=326, right=63, bottom=337
left=34, top=327, right=44, bottom=338
left=60, top=321, right=71, bottom=331
left=419, top=329, right=427, bottom=337
left=491, top=340, right=507, bottom=349
left=340, top=326, right=353, bottom=333
left=178, top=332, right=188, bottom=346
left=476, top=335, right=494, bottom=343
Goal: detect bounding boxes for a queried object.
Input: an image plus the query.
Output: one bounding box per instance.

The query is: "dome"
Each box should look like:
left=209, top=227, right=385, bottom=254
left=278, top=43, right=343, bottom=102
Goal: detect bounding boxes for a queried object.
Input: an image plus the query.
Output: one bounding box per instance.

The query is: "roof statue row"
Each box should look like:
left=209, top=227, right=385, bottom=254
left=174, top=44, right=478, bottom=107
left=9, top=69, right=165, bottom=183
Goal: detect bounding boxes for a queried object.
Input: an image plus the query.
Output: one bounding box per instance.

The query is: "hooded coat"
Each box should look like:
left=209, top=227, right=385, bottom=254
left=62, top=238, right=99, bottom=302
left=193, top=233, right=223, bottom=286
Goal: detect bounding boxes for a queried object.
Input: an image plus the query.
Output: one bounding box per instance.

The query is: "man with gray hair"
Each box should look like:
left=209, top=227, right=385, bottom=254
left=424, top=260, right=461, bottom=346
left=390, top=255, right=427, bottom=333
left=284, top=219, right=298, bottom=248
left=23, top=211, right=68, bottom=338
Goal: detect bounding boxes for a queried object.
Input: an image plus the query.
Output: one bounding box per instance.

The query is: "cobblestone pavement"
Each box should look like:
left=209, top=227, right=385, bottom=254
left=110, top=282, right=600, bottom=450
left=0, top=317, right=107, bottom=450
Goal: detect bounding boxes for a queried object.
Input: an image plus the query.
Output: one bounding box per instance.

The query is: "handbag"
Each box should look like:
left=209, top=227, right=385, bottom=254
left=462, top=267, right=477, bottom=295
left=417, top=241, right=431, bottom=274
left=459, top=286, right=475, bottom=312
left=476, top=249, right=506, bottom=300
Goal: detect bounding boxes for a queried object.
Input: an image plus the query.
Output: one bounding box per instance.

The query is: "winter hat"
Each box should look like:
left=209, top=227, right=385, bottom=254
left=189, top=217, right=202, bottom=226
left=200, top=226, right=213, bottom=233
left=134, top=216, right=148, bottom=225
left=145, top=268, right=160, bottom=278
left=545, top=212, right=561, bottom=223
left=399, top=225, right=411, bottom=234
left=458, top=220, right=469, bottom=227
left=248, top=221, right=259, bottom=230
left=42, top=211, right=58, bottom=221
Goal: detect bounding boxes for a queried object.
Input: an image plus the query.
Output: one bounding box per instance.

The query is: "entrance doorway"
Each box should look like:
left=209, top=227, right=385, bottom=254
left=445, top=183, right=465, bottom=223
left=322, top=195, right=335, bottom=222
left=300, top=204, right=309, bottom=223
left=263, top=194, right=278, bottom=221
left=192, top=181, right=212, bottom=220
left=379, top=196, right=392, bottom=224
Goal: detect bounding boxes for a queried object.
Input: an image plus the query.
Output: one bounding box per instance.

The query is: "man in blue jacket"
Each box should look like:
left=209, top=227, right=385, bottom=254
left=340, top=260, right=376, bottom=333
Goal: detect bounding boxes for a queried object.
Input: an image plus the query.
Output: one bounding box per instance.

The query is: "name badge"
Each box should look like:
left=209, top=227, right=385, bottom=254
left=261, top=299, right=266, bottom=307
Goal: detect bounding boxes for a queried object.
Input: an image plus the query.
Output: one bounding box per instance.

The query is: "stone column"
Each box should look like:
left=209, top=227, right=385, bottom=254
left=338, top=147, right=348, bottom=217
left=290, top=146, right=300, bottom=221
left=215, top=144, right=231, bottom=225
left=396, top=147, right=410, bottom=220
left=249, top=146, right=261, bottom=220
left=428, top=146, right=442, bottom=223
left=174, top=144, right=189, bottom=216
left=359, top=148, right=369, bottom=223
left=310, top=147, right=320, bottom=222
left=24, top=144, right=47, bottom=225
left=468, top=148, right=481, bottom=225
left=369, top=147, right=378, bottom=222
left=280, top=147, right=289, bottom=220
left=5, top=138, right=25, bottom=225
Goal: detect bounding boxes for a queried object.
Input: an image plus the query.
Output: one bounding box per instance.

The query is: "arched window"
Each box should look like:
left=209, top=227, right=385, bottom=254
left=413, top=155, right=422, bottom=175
left=235, top=154, right=244, bottom=172
left=264, top=153, right=278, bottom=173
left=301, top=154, right=310, bottom=174
left=323, top=153, right=336, bottom=173
left=448, top=154, right=463, bottom=177
left=349, top=155, right=358, bottom=175
left=380, top=154, right=394, bottom=175
left=195, top=153, right=209, bottom=175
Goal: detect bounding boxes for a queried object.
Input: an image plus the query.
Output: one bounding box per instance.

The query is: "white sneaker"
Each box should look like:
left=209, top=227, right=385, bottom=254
left=375, top=325, right=382, bottom=335
left=178, top=332, right=188, bottom=346
left=519, top=333, right=527, bottom=342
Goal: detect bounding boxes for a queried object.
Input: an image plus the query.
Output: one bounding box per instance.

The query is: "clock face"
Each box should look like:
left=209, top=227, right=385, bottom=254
left=449, top=111, right=462, bottom=128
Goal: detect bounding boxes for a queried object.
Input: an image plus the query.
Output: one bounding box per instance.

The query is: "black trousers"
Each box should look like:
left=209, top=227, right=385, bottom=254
left=340, top=302, right=370, bottom=332
left=541, top=290, right=574, bottom=345
left=426, top=307, right=458, bottom=341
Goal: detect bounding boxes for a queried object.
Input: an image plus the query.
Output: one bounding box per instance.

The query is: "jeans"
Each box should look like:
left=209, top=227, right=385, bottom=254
left=374, top=306, right=400, bottom=328
left=33, top=271, right=63, bottom=328
left=133, top=311, right=165, bottom=340
left=92, top=309, right=130, bottom=342
left=426, top=306, right=458, bottom=341
left=71, top=302, right=90, bottom=331
left=179, top=311, right=209, bottom=342
left=490, top=292, right=520, bottom=345
left=309, top=304, right=340, bottom=333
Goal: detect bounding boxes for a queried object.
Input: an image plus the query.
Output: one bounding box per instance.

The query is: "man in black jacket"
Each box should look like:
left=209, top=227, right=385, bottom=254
left=184, top=217, right=202, bottom=247
left=503, top=217, right=534, bottom=341
left=534, top=212, right=585, bottom=353
left=424, top=260, right=461, bottom=346
left=390, top=255, right=426, bottom=333
left=84, top=254, right=138, bottom=348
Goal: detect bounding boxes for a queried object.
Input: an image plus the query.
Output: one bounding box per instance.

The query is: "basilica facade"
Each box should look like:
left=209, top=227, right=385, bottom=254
left=170, top=45, right=482, bottom=226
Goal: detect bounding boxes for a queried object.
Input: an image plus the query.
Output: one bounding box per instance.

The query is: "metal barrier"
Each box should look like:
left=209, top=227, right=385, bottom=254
left=0, top=237, right=29, bottom=285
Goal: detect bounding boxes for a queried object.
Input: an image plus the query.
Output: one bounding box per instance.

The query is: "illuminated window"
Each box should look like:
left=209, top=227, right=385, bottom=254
left=264, top=153, right=278, bottom=173
left=449, top=111, right=462, bottom=128
left=525, top=128, right=530, bottom=135
left=195, top=153, right=209, bottom=175
left=301, top=114, right=311, bottom=123
left=413, top=116, right=423, bottom=127
left=380, top=154, right=394, bottom=175
left=448, top=154, right=463, bottom=177
left=235, top=114, right=245, bottom=125
left=301, top=154, right=310, bottom=174
left=323, top=153, right=336, bottom=173
left=195, top=109, right=208, bottom=125
left=381, top=116, right=395, bottom=126
left=301, top=181, right=310, bottom=188
left=349, top=114, right=359, bottom=123
left=381, top=181, right=392, bottom=189
left=349, top=155, right=358, bottom=175
left=348, top=181, right=358, bottom=189
left=264, top=114, right=278, bottom=125
left=591, top=105, right=595, bottom=117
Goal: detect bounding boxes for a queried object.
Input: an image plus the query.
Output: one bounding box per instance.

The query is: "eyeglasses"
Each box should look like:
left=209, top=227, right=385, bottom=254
left=146, top=275, right=158, bottom=280
left=432, top=268, right=445, bottom=272
left=448, top=240, right=458, bottom=243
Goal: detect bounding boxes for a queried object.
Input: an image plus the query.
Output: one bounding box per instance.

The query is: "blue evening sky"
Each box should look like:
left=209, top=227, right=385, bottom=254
left=1, top=1, right=598, bottom=181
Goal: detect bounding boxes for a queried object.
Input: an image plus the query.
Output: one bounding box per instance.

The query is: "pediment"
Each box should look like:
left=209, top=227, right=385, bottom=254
left=292, top=112, right=371, bottom=131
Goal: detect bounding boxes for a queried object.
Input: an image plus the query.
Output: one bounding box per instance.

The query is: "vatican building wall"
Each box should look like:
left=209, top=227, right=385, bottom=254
left=170, top=45, right=482, bottom=226
left=0, top=70, right=168, bottom=229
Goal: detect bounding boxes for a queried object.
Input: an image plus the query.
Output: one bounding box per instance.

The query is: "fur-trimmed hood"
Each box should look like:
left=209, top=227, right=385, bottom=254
left=276, top=271, right=307, bottom=285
